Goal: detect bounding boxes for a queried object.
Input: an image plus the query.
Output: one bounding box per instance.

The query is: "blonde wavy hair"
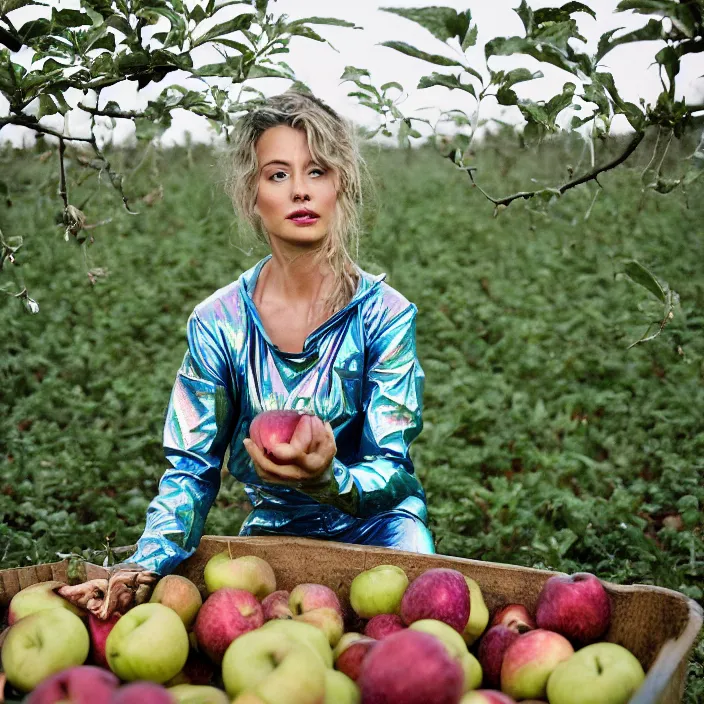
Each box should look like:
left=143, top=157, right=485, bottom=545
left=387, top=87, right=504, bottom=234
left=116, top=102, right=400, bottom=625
left=224, top=90, right=375, bottom=314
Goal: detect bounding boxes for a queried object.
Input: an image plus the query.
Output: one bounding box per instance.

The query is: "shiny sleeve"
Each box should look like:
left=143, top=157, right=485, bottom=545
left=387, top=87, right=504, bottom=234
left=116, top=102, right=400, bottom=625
left=301, top=304, right=426, bottom=518
left=129, top=311, right=236, bottom=575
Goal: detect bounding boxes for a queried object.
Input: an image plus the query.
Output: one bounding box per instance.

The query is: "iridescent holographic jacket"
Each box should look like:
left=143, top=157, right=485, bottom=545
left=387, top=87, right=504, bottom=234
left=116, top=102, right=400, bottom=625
left=130, top=255, right=429, bottom=574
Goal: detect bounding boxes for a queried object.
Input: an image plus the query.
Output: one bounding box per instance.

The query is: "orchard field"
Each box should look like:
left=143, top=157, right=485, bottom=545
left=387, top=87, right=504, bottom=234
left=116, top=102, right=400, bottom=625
left=1, top=133, right=703, bottom=698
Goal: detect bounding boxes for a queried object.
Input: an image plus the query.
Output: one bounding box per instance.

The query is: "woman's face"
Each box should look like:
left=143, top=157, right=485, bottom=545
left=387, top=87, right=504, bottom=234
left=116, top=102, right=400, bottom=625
left=255, top=125, right=338, bottom=249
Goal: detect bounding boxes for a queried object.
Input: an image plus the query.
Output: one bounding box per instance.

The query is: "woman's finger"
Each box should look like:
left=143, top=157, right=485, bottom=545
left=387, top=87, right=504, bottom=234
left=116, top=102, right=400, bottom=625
left=289, top=413, right=313, bottom=452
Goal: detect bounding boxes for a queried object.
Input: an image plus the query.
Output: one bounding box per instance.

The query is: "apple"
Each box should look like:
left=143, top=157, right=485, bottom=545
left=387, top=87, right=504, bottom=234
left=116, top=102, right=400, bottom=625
left=364, top=614, right=405, bottom=640
left=334, top=637, right=376, bottom=681
left=477, top=626, right=520, bottom=690
left=250, top=410, right=305, bottom=464
left=409, top=619, right=482, bottom=692
left=535, top=573, right=611, bottom=645
left=203, top=553, right=276, bottom=598
left=150, top=575, right=203, bottom=629
left=106, top=603, right=189, bottom=683
left=168, top=684, right=230, bottom=704
left=88, top=612, right=121, bottom=669
left=221, top=627, right=326, bottom=703
left=295, top=607, right=344, bottom=647
left=262, top=590, right=292, bottom=621
left=111, top=682, right=176, bottom=703
left=546, top=642, right=645, bottom=704
left=2, top=608, right=90, bottom=692
left=359, top=629, right=464, bottom=704
left=289, top=583, right=343, bottom=618
left=500, top=628, right=574, bottom=700
left=459, top=691, right=516, bottom=704
left=8, top=581, right=85, bottom=625
left=193, top=588, right=263, bottom=664
left=25, top=665, right=118, bottom=704
left=349, top=565, right=409, bottom=618
left=325, top=669, right=360, bottom=704
left=333, top=632, right=369, bottom=661
left=462, top=577, right=489, bottom=645
left=260, top=618, right=333, bottom=669
left=490, top=605, right=536, bottom=633
left=400, top=568, right=470, bottom=633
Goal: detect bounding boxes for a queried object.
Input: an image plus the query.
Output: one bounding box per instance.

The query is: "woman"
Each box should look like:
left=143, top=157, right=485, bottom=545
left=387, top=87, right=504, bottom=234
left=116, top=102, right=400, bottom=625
left=60, top=90, right=434, bottom=618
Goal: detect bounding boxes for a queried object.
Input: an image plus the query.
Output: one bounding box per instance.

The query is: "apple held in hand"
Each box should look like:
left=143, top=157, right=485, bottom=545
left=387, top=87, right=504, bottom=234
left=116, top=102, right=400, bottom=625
left=8, top=581, right=85, bottom=625
left=150, top=575, right=203, bottom=629
left=400, top=568, right=470, bottom=634
left=88, top=612, right=121, bottom=669
left=364, top=614, right=405, bottom=640
left=26, top=665, right=118, bottom=704
left=546, top=642, right=645, bottom=704
left=500, top=629, right=574, bottom=701
left=222, top=628, right=326, bottom=704
left=535, top=573, right=611, bottom=646
left=359, top=629, right=464, bottom=704
left=106, top=603, right=189, bottom=683
left=193, top=588, right=264, bottom=664
left=349, top=565, right=409, bottom=619
left=477, top=626, right=520, bottom=690
left=168, top=683, right=230, bottom=704
left=203, top=552, right=276, bottom=598
left=2, top=608, right=90, bottom=692
left=250, top=410, right=306, bottom=465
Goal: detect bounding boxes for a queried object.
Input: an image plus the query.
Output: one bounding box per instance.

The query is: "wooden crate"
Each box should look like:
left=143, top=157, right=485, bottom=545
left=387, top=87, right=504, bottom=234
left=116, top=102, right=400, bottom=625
left=2, top=536, right=702, bottom=704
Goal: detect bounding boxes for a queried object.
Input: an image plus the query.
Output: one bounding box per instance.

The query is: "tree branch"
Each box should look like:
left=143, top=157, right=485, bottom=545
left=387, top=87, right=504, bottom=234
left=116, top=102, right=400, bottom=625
left=465, top=131, right=646, bottom=208
left=0, top=115, right=94, bottom=143
left=77, top=102, right=144, bottom=120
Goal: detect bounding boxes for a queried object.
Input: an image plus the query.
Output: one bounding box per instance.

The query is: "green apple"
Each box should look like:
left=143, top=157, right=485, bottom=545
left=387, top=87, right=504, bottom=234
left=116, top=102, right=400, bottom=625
left=222, top=628, right=326, bottom=703
left=294, top=607, right=344, bottom=647
left=463, top=577, right=489, bottom=645
left=106, top=603, right=189, bottom=683
left=1, top=608, right=89, bottom=692
left=259, top=618, right=333, bottom=668
left=409, top=619, right=482, bottom=691
left=546, top=642, right=646, bottom=704
left=150, top=575, right=203, bottom=629
left=349, top=565, right=408, bottom=618
left=203, top=553, right=276, bottom=598
left=168, top=684, right=230, bottom=703
left=8, top=581, right=85, bottom=625
left=324, top=669, right=360, bottom=704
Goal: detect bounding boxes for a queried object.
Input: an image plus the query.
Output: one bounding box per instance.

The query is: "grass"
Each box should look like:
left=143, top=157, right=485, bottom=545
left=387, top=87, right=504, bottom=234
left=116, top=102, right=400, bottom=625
left=1, top=131, right=702, bottom=698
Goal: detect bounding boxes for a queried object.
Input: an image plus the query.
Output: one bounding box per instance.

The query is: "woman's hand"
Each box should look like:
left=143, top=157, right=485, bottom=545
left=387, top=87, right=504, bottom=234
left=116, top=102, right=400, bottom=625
left=57, top=564, right=159, bottom=620
left=243, top=414, right=336, bottom=485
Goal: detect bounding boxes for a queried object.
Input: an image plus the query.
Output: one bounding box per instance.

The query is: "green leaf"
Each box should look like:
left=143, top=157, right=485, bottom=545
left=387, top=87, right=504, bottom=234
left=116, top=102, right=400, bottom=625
left=105, top=15, right=133, bottom=38
left=192, top=13, right=254, bottom=48
left=37, top=93, right=59, bottom=118
left=655, top=44, right=679, bottom=95
left=545, top=81, right=576, bottom=125
left=18, top=18, right=52, bottom=42
left=596, top=19, right=663, bottom=63
left=380, top=81, right=403, bottom=93
left=534, top=2, right=596, bottom=24
left=51, top=8, right=91, bottom=28
left=418, top=71, right=476, bottom=98
left=286, top=17, right=359, bottom=29
left=380, top=40, right=465, bottom=67
left=0, top=0, right=46, bottom=12
left=461, top=25, right=478, bottom=51
left=340, top=65, right=371, bottom=83
left=623, top=260, right=666, bottom=304
left=380, top=6, right=473, bottom=47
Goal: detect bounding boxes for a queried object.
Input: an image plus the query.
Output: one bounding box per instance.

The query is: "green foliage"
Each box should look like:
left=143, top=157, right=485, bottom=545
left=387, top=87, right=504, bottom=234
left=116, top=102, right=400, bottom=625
left=0, top=137, right=702, bottom=697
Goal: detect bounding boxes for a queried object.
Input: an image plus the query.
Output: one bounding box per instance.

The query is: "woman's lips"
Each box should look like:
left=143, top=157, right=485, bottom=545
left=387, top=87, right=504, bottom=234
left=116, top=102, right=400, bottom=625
left=288, top=215, right=319, bottom=226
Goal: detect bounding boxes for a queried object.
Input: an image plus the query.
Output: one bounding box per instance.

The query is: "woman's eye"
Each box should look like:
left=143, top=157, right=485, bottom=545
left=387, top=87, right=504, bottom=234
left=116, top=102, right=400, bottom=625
left=271, top=171, right=287, bottom=182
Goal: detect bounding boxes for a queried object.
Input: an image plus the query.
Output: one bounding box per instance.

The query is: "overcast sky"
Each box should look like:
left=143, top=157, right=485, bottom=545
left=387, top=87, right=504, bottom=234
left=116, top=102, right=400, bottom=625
left=1, top=0, right=702, bottom=147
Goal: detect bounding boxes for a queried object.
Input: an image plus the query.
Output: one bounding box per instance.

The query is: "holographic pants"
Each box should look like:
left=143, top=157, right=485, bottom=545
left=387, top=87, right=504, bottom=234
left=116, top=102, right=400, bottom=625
left=239, top=509, right=436, bottom=554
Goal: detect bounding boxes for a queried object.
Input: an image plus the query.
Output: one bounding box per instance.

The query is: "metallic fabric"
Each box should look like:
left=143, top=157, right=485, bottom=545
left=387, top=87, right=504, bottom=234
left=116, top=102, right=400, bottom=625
left=130, top=255, right=434, bottom=575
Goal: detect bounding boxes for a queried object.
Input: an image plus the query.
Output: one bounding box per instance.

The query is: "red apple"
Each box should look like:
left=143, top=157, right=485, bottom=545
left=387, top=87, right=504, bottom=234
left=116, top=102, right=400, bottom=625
left=111, top=682, right=175, bottom=703
left=459, top=691, right=516, bottom=704
left=193, top=588, right=264, bottom=664
left=535, top=572, right=611, bottom=645
left=490, top=604, right=536, bottom=633
left=500, top=629, right=574, bottom=700
left=400, top=568, right=470, bottom=633
left=477, top=626, right=520, bottom=690
left=249, top=410, right=305, bottom=464
left=26, top=666, right=118, bottom=704
left=359, top=629, right=464, bottom=704
left=334, top=635, right=376, bottom=682
left=364, top=614, right=405, bottom=640
left=261, top=590, right=292, bottom=621
left=289, top=583, right=343, bottom=618
left=88, top=612, right=121, bottom=669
